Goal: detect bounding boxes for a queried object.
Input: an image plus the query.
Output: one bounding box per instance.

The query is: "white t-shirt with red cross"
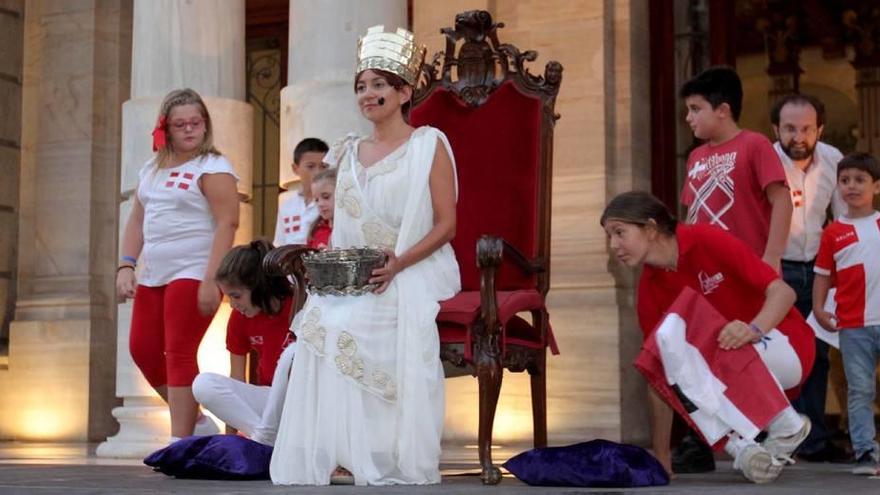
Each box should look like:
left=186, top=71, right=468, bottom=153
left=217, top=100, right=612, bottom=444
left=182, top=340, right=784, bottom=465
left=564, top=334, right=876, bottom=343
left=814, top=211, right=880, bottom=329
left=273, top=189, right=319, bottom=246
left=137, top=154, right=239, bottom=286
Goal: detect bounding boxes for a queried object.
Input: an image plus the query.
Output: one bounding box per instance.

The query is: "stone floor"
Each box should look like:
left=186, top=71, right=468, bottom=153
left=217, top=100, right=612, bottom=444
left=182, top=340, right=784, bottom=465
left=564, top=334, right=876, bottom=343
left=0, top=442, right=877, bottom=494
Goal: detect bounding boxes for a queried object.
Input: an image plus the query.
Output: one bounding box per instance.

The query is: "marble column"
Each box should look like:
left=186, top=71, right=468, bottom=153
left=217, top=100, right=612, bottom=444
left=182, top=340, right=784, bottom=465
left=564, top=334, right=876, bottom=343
left=278, top=0, right=406, bottom=193
left=97, top=0, right=253, bottom=458
left=0, top=1, right=23, bottom=366
left=0, top=0, right=130, bottom=442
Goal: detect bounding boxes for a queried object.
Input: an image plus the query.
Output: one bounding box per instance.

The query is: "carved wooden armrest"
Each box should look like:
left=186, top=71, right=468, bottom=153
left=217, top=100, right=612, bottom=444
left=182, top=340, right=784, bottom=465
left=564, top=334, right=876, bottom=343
left=498, top=238, right=547, bottom=276
left=475, top=235, right=546, bottom=339
left=263, top=244, right=317, bottom=314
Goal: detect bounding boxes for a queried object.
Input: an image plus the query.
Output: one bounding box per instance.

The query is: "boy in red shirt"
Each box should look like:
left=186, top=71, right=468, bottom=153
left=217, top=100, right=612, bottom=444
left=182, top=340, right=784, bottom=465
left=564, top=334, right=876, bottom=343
left=813, top=152, right=880, bottom=475
left=679, top=67, right=792, bottom=272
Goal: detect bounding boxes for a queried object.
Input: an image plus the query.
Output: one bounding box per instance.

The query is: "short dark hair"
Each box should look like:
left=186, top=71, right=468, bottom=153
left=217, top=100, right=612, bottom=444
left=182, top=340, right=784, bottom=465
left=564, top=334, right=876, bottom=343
left=770, top=94, right=826, bottom=128
left=679, top=66, right=743, bottom=121
left=215, top=239, right=293, bottom=315
left=293, top=138, right=329, bottom=164
left=600, top=191, right=678, bottom=236
left=838, top=152, right=880, bottom=181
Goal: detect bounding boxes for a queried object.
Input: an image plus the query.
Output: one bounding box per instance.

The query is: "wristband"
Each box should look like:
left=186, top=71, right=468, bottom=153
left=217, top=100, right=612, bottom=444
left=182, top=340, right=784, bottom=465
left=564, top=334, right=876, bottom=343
left=748, top=323, right=764, bottom=343
left=121, top=255, right=137, bottom=266
left=117, top=265, right=135, bottom=273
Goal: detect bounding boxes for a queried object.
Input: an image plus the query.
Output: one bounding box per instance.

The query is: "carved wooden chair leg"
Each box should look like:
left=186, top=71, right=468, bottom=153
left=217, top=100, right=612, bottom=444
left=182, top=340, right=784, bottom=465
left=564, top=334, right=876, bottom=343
left=529, top=348, right=548, bottom=448
left=476, top=336, right=503, bottom=485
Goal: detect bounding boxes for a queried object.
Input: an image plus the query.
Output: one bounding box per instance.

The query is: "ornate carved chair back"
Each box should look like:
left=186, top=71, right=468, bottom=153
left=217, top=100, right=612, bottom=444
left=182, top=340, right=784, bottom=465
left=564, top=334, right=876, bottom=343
left=411, top=10, right=562, bottom=294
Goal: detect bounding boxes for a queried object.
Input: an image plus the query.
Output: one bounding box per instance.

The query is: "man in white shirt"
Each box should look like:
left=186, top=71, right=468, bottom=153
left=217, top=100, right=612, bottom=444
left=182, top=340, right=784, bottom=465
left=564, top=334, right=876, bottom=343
left=771, top=94, right=846, bottom=462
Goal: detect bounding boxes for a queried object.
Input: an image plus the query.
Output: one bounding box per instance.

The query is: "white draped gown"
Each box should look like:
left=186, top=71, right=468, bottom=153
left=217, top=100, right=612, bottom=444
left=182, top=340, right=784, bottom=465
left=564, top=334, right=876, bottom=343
left=269, top=126, right=460, bottom=485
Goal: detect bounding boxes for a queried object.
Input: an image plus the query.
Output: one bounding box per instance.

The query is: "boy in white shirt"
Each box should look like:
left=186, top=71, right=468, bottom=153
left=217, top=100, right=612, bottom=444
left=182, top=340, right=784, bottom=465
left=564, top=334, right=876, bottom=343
left=273, top=138, right=329, bottom=246
left=813, top=152, right=880, bottom=475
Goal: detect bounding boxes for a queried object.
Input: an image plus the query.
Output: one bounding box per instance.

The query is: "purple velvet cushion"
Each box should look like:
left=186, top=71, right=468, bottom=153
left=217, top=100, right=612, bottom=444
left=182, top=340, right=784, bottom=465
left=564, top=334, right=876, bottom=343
left=502, top=439, right=669, bottom=487
left=144, top=434, right=273, bottom=480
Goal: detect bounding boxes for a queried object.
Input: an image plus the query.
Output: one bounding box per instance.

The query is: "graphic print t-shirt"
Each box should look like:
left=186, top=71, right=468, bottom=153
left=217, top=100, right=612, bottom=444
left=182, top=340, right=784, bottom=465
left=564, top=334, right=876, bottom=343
left=681, top=130, right=788, bottom=256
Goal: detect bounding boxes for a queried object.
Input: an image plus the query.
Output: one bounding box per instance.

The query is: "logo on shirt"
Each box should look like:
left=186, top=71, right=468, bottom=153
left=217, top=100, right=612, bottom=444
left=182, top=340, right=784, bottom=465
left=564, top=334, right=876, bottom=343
left=686, top=151, right=738, bottom=229
left=164, top=171, right=194, bottom=190
left=698, top=271, right=725, bottom=295
left=283, top=215, right=302, bottom=234
left=835, top=230, right=857, bottom=244
left=791, top=189, right=803, bottom=208
left=249, top=335, right=264, bottom=346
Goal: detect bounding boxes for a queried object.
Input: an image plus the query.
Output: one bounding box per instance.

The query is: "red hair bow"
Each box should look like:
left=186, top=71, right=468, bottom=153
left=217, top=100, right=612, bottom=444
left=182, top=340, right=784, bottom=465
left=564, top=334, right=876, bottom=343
left=152, top=115, right=167, bottom=152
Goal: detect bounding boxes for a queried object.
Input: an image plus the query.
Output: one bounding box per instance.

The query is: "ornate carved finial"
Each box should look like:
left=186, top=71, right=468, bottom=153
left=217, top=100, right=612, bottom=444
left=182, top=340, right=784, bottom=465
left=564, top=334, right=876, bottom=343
left=414, top=9, right=562, bottom=116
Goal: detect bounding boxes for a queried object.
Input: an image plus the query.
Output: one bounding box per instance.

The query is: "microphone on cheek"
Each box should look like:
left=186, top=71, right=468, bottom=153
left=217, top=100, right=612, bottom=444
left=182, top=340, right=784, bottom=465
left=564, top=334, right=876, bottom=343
left=377, top=97, right=385, bottom=106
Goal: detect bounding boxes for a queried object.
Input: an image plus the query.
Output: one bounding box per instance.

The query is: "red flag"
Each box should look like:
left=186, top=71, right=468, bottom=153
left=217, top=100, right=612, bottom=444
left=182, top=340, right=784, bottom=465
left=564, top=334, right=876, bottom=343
left=635, top=286, right=790, bottom=449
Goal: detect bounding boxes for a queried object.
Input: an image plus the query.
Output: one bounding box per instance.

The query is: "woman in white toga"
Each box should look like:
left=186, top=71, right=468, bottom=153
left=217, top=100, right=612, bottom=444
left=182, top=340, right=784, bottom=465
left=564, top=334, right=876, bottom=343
left=269, top=25, right=460, bottom=486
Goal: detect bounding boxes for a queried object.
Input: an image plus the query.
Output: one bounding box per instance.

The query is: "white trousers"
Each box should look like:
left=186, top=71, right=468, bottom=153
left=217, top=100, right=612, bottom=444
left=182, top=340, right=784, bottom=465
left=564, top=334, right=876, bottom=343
left=192, top=343, right=296, bottom=446
left=655, top=316, right=804, bottom=446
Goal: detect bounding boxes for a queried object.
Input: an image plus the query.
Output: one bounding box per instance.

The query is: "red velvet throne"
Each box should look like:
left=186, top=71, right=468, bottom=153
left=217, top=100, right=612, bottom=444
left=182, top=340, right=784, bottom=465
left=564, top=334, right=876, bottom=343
left=264, top=10, right=562, bottom=485
left=409, top=10, right=562, bottom=484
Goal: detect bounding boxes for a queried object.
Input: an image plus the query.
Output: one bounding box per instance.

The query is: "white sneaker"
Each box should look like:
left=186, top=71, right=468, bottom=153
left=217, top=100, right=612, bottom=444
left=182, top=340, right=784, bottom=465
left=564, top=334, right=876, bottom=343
left=763, top=414, right=811, bottom=464
left=193, top=414, right=220, bottom=436
left=733, top=443, right=783, bottom=484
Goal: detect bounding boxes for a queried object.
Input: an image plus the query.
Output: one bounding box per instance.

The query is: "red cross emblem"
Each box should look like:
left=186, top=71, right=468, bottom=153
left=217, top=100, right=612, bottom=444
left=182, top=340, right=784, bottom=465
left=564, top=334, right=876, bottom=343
left=791, top=189, right=803, bottom=208
left=165, top=171, right=194, bottom=190
left=283, top=215, right=302, bottom=234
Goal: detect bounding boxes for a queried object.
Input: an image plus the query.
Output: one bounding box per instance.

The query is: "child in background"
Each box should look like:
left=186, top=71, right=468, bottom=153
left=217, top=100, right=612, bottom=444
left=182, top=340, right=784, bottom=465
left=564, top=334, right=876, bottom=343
left=679, top=66, right=792, bottom=271
left=274, top=138, right=329, bottom=246
left=812, top=152, right=880, bottom=476
left=192, top=240, right=296, bottom=446
left=307, top=168, right=336, bottom=250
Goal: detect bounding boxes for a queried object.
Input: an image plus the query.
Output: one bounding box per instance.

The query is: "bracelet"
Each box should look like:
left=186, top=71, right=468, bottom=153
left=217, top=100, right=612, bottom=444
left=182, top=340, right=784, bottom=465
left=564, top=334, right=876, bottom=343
left=121, top=255, right=137, bottom=266
left=117, top=265, right=135, bottom=273
left=748, top=323, right=764, bottom=343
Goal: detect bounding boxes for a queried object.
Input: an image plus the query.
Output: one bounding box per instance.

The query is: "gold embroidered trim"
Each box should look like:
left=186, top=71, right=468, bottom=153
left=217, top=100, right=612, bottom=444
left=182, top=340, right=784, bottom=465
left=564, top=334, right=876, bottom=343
left=335, top=331, right=365, bottom=381
left=362, top=220, right=398, bottom=249
left=300, top=307, right=326, bottom=353
left=365, top=156, right=400, bottom=180
left=332, top=331, right=397, bottom=401
left=371, top=370, right=397, bottom=400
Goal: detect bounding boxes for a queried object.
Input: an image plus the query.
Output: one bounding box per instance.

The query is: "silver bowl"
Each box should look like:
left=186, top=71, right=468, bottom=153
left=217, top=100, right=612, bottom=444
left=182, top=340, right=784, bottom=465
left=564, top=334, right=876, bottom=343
left=302, top=247, right=388, bottom=296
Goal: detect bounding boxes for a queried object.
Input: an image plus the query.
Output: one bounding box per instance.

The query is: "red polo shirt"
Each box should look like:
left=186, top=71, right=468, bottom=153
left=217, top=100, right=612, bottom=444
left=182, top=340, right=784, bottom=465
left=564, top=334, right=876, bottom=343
left=637, top=224, right=815, bottom=386
left=226, top=295, right=295, bottom=386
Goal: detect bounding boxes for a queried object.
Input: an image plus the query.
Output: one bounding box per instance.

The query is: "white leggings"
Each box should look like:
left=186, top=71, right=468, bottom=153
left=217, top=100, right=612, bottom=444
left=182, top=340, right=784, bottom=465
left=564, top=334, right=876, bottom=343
left=655, top=316, right=804, bottom=446
left=192, top=343, right=296, bottom=446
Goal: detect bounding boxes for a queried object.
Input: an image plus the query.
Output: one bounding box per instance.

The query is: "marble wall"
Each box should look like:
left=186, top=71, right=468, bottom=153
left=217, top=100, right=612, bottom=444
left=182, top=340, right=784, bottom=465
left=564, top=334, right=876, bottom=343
left=0, top=0, right=23, bottom=358
left=0, top=0, right=131, bottom=441
left=413, top=0, right=652, bottom=446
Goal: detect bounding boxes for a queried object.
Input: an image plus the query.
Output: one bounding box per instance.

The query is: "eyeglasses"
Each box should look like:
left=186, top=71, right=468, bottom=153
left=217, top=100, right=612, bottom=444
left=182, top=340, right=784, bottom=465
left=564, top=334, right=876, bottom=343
left=169, top=118, right=205, bottom=131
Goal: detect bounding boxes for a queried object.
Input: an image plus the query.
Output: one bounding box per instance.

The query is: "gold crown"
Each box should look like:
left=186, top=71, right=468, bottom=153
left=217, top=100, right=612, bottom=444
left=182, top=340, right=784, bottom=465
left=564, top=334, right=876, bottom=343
left=356, top=25, right=426, bottom=87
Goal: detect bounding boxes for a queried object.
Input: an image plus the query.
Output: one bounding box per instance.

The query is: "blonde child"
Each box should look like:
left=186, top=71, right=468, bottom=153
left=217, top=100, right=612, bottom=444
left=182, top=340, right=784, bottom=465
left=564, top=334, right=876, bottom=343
left=306, top=168, right=336, bottom=249
left=116, top=88, right=240, bottom=440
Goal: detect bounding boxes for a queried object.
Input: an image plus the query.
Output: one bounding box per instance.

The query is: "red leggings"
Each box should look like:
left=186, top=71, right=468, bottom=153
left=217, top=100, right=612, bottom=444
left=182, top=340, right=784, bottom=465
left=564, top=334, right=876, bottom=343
left=130, top=279, right=216, bottom=387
